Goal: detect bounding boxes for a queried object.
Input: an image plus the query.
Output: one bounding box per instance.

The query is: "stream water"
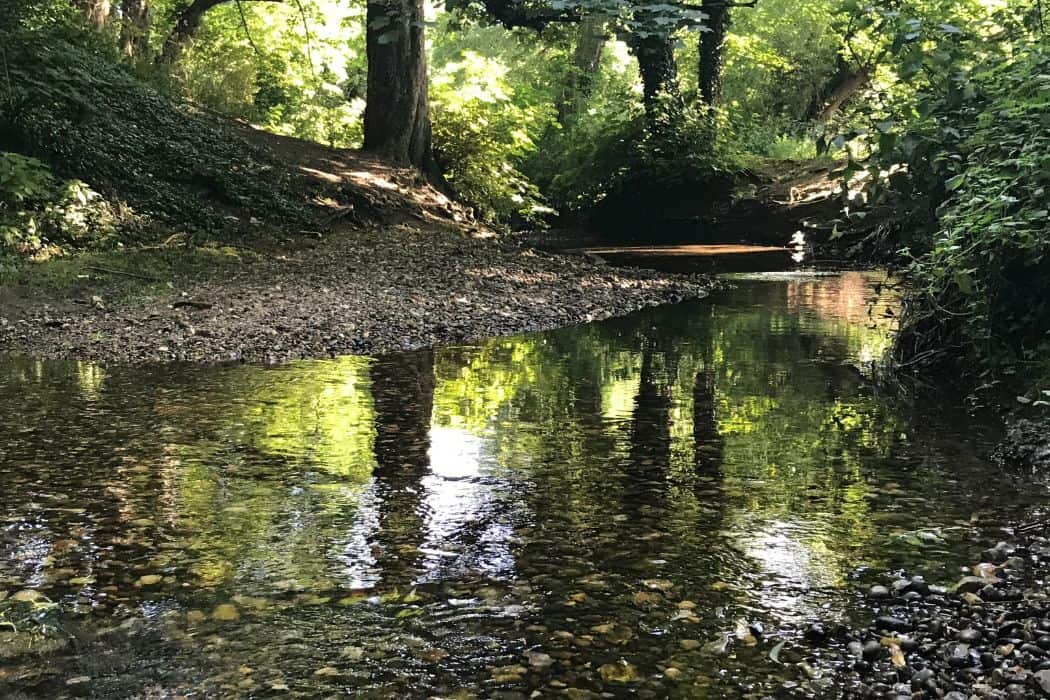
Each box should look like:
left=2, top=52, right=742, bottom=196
left=1, top=271, right=1046, bottom=698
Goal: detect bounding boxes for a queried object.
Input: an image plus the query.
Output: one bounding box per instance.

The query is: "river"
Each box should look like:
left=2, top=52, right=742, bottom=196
left=0, top=270, right=1044, bottom=697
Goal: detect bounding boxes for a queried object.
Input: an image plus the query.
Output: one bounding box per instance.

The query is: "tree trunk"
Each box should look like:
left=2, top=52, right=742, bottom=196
left=813, top=66, right=870, bottom=123
left=624, top=343, right=674, bottom=518
left=557, top=16, right=606, bottom=125
left=369, top=350, right=434, bottom=588
left=158, top=0, right=225, bottom=65
left=120, top=0, right=151, bottom=58
left=692, top=367, right=723, bottom=474
left=363, top=0, right=438, bottom=174
left=699, top=0, right=730, bottom=107
left=74, top=0, right=112, bottom=28
left=628, top=30, right=683, bottom=126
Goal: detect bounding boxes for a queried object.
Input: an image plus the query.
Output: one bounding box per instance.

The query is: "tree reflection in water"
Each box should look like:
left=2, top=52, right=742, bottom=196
left=1, top=272, right=1042, bottom=698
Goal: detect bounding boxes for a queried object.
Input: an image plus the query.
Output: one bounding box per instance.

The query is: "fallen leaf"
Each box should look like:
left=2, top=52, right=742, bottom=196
left=888, top=643, right=906, bottom=668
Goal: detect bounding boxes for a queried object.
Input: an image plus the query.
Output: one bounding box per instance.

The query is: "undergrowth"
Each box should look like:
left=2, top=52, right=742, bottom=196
left=892, top=44, right=1050, bottom=391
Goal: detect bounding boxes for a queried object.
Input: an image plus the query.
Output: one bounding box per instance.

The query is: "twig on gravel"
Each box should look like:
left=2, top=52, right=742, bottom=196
left=85, top=266, right=160, bottom=281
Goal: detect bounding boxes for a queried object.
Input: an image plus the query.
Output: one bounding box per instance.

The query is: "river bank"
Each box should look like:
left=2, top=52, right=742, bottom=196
left=0, top=223, right=710, bottom=363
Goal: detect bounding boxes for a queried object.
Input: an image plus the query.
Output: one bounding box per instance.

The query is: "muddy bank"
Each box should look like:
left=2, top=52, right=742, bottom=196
left=0, top=224, right=710, bottom=364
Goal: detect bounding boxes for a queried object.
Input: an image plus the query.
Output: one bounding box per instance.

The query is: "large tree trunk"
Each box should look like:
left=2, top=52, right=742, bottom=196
left=120, top=0, right=151, bottom=58
left=74, top=0, right=112, bottom=28
left=692, top=367, right=723, bottom=474
left=363, top=0, right=438, bottom=174
left=699, top=0, right=730, bottom=107
left=624, top=343, right=674, bottom=520
left=628, top=30, right=683, bottom=126
left=557, top=16, right=606, bottom=125
left=369, top=350, right=434, bottom=589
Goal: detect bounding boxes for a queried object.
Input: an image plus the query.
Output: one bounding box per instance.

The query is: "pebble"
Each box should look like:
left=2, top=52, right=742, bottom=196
left=211, top=603, right=240, bottom=621
left=802, top=531, right=1050, bottom=698
left=868, top=585, right=890, bottom=599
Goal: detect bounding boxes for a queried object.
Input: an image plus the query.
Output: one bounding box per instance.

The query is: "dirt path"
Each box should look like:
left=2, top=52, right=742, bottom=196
left=0, top=223, right=709, bottom=363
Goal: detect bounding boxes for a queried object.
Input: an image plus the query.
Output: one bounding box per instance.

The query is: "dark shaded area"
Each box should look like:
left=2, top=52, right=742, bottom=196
left=370, top=350, right=436, bottom=588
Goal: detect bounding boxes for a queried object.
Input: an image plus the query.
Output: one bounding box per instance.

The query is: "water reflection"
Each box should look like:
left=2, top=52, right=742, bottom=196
left=0, top=272, right=1044, bottom=697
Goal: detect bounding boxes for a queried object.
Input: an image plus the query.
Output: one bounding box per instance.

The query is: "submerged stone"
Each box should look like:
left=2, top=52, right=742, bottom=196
left=212, top=603, right=240, bottom=621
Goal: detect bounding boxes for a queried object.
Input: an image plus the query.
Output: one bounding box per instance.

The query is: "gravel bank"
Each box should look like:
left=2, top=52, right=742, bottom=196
left=0, top=224, right=710, bottom=364
left=802, top=527, right=1050, bottom=699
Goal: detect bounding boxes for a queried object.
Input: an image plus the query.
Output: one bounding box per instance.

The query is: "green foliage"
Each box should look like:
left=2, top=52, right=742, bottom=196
left=706, top=0, right=842, bottom=141
left=430, top=21, right=562, bottom=223
left=893, top=45, right=1050, bottom=376
left=172, top=0, right=367, bottom=148
left=0, top=152, right=123, bottom=255
left=524, top=42, right=643, bottom=212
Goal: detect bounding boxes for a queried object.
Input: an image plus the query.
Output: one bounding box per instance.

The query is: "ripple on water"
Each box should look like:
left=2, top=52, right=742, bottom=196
left=0, top=271, right=1044, bottom=697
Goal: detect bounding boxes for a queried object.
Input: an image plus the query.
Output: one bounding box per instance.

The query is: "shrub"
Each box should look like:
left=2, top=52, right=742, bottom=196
left=0, top=152, right=124, bottom=256
left=894, top=45, right=1050, bottom=377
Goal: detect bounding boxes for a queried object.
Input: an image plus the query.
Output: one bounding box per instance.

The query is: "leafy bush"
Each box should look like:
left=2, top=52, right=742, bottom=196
left=0, top=152, right=124, bottom=255
left=523, top=45, right=642, bottom=214
left=172, top=1, right=367, bottom=148
left=430, top=22, right=562, bottom=223
left=893, top=45, right=1050, bottom=376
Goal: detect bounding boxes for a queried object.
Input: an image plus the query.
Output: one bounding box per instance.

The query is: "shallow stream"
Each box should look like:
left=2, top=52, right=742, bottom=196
left=1, top=271, right=1045, bottom=698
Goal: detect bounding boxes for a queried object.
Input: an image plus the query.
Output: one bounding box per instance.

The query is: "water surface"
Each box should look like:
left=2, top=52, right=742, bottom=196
left=1, top=271, right=1044, bottom=698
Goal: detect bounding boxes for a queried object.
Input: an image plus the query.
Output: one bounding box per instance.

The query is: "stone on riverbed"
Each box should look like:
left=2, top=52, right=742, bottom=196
left=955, top=575, right=1000, bottom=594
left=868, top=585, right=890, bottom=599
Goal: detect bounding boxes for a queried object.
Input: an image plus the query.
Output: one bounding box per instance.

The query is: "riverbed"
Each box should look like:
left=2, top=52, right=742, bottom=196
left=1, top=270, right=1046, bottom=698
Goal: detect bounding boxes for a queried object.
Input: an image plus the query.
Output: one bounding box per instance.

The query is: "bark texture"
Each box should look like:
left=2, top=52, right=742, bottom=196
left=698, top=0, right=730, bottom=106
left=363, top=0, right=437, bottom=173
left=628, top=30, right=683, bottom=124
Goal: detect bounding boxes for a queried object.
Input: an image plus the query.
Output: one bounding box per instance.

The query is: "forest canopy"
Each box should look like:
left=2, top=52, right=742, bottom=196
left=2, top=0, right=1039, bottom=222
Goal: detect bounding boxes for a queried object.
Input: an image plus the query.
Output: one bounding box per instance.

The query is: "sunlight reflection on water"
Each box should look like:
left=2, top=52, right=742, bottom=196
left=0, top=271, right=1044, bottom=698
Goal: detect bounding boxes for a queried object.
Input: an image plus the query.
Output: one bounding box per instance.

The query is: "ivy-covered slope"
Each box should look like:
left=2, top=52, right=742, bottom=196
left=0, top=28, right=330, bottom=234
left=0, top=26, right=479, bottom=259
